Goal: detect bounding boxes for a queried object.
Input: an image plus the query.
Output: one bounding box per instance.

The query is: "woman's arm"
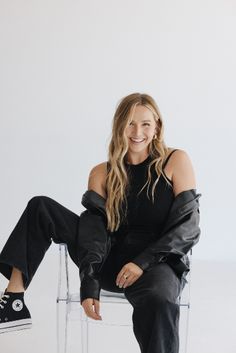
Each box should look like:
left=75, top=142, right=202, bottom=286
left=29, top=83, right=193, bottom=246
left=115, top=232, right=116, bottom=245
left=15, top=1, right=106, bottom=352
left=171, top=149, right=197, bottom=197
left=87, top=162, right=107, bottom=198
left=77, top=162, right=109, bottom=320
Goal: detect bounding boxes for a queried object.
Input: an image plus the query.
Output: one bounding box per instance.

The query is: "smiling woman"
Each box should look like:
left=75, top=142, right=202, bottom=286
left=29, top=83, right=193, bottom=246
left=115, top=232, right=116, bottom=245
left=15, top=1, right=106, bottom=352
left=78, top=92, right=201, bottom=353
left=0, top=92, right=201, bottom=353
left=125, top=105, right=158, bottom=164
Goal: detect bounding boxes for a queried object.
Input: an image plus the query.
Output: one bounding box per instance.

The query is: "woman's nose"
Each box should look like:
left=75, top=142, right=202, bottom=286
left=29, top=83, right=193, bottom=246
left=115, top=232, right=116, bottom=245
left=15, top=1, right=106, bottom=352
left=132, top=125, right=143, bottom=137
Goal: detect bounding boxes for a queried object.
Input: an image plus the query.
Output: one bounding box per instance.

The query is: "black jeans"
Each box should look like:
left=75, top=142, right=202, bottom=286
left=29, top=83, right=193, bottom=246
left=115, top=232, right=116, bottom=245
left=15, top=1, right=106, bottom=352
left=0, top=195, right=185, bottom=353
left=101, top=242, right=183, bottom=353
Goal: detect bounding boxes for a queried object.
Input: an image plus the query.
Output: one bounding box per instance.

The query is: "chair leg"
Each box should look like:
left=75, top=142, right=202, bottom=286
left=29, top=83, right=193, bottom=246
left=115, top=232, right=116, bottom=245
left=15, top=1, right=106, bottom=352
left=184, top=305, right=190, bottom=353
left=56, top=244, right=70, bottom=353
left=57, top=244, right=70, bottom=302
left=184, top=260, right=192, bottom=353
left=57, top=300, right=68, bottom=353
left=80, top=308, right=89, bottom=353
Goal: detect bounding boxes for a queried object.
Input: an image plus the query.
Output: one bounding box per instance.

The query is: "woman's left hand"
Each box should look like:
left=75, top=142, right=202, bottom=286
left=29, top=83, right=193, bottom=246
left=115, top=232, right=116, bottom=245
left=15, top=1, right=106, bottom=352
left=116, top=262, right=143, bottom=289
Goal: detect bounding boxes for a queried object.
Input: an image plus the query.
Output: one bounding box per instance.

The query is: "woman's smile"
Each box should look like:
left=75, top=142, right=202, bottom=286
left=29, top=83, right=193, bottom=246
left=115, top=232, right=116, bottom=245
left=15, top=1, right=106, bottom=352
left=130, top=137, right=146, bottom=144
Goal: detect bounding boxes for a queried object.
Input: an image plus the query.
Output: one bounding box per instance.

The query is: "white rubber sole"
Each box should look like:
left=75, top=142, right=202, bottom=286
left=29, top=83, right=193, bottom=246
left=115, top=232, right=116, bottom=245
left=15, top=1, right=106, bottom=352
left=0, top=318, right=32, bottom=334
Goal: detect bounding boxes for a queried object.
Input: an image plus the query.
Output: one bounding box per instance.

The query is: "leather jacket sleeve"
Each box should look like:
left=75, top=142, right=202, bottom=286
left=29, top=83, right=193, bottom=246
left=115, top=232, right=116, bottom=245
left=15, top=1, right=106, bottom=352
left=77, top=192, right=111, bottom=304
left=132, top=190, right=202, bottom=276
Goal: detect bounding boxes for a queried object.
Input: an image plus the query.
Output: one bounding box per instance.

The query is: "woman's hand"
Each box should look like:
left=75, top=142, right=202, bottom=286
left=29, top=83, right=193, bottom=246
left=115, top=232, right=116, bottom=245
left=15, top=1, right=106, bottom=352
left=116, top=262, right=143, bottom=289
left=81, top=298, right=102, bottom=320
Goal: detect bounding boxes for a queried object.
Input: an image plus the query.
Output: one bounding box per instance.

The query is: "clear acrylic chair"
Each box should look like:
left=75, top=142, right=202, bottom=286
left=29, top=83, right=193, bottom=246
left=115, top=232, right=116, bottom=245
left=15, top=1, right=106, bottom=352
left=56, top=243, right=192, bottom=353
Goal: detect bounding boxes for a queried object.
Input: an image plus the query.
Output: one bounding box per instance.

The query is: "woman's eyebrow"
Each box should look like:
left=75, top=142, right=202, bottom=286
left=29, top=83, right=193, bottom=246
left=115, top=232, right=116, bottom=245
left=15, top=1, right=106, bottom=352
left=130, top=119, right=152, bottom=122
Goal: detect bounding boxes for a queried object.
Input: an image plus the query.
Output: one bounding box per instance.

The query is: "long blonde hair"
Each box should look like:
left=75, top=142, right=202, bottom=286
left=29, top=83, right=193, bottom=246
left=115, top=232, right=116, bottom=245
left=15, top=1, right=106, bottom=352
left=105, top=92, right=172, bottom=232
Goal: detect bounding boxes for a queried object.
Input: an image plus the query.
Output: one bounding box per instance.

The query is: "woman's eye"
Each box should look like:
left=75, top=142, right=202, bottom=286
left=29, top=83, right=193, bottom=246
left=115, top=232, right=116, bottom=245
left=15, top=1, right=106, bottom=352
left=129, top=123, right=150, bottom=126
left=128, top=123, right=150, bottom=127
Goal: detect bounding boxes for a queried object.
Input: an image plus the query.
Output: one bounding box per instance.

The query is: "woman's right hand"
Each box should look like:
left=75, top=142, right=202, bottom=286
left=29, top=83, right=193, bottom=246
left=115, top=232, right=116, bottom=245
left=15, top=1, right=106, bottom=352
left=81, top=298, right=102, bottom=320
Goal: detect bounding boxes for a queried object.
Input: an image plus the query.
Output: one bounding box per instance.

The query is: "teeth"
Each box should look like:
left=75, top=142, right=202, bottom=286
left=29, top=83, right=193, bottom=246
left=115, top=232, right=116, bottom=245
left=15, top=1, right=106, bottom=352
left=131, top=138, right=145, bottom=142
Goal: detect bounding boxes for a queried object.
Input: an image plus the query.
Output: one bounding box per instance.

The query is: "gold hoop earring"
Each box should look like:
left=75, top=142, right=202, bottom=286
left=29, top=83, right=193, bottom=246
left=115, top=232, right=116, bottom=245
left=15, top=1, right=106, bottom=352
left=153, top=134, right=157, bottom=140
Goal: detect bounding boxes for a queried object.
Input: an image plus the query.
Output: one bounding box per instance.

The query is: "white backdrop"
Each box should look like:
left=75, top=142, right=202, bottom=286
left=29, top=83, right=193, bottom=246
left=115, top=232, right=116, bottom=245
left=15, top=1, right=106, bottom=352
left=1, top=2, right=236, bottom=353
left=0, top=0, right=235, bottom=267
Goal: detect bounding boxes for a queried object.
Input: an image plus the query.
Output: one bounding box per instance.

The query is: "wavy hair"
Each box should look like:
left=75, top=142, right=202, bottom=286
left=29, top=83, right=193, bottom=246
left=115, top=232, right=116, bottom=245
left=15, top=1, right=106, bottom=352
left=105, top=92, right=172, bottom=232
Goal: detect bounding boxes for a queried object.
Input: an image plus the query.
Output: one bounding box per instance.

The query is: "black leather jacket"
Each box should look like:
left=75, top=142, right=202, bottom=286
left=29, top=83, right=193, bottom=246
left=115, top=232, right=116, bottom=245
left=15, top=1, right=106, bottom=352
left=77, top=188, right=202, bottom=304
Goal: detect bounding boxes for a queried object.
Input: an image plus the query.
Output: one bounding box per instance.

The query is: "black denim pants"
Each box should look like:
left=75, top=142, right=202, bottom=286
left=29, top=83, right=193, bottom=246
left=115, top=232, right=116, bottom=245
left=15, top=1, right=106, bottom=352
left=0, top=195, right=184, bottom=353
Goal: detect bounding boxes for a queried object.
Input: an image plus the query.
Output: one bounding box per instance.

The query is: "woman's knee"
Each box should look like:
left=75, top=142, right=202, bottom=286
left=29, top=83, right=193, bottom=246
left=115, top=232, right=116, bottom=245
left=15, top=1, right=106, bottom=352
left=28, top=195, right=51, bottom=205
left=126, top=285, right=179, bottom=308
left=125, top=268, right=180, bottom=307
left=27, top=196, right=56, bottom=213
left=147, top=286, right=178, bottom=307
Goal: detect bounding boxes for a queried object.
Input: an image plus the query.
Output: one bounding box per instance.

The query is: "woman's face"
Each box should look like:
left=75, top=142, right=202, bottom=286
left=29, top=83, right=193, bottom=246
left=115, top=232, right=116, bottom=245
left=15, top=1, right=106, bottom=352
left=124, top=105, right=157, bottom=153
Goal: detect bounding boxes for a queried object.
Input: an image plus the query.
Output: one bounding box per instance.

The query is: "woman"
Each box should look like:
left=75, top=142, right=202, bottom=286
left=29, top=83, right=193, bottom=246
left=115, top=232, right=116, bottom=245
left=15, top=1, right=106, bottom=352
left=0, top=92, right=201, bottom=353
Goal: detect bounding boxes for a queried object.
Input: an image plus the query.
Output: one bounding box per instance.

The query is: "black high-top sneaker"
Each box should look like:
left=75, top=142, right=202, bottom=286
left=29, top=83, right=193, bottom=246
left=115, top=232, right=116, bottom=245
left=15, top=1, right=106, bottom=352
left=0, top=291, right=32, bottom=334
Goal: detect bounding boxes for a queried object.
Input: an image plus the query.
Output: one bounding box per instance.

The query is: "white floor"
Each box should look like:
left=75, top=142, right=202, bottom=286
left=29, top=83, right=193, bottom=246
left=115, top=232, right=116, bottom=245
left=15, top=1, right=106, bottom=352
left=1, top=244, right=236, bottom=353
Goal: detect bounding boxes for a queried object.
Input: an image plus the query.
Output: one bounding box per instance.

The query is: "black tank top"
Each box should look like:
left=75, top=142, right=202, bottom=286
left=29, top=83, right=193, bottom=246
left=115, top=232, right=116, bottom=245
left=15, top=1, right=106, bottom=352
left=108, top=149, right=178, bottom=242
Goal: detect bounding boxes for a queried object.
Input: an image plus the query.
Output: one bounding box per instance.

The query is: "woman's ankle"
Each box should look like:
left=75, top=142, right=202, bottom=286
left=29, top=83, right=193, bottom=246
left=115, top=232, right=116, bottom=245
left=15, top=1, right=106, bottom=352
left=7, top=267, right=25, bottom=293
left=6, top=285, right=25, bottom=293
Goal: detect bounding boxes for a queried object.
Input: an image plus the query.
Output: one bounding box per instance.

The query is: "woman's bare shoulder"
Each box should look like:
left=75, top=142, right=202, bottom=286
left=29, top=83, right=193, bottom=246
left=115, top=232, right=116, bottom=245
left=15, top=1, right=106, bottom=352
left=87, top=161, right=108, bottom=199
left=167, top=148, right=196, bottom=197
left=166, top=147, right=192, bottom=166
left=166, top=146, right=183, bottom=156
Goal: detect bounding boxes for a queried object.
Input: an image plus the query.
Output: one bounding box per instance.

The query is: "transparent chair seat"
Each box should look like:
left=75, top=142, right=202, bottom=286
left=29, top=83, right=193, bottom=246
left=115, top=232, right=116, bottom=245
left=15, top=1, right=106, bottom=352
left=56, top=243, right=192, bottom=353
